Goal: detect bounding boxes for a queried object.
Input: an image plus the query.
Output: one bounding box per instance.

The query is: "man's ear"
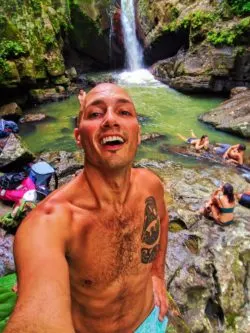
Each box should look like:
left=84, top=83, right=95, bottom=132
left=137, top=125, right=141, bottom=145
left=74, top=128, right=82, bottom=148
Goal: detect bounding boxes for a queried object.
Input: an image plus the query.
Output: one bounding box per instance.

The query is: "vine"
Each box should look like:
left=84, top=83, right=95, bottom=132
left=207, top=16, right=250, bottom=45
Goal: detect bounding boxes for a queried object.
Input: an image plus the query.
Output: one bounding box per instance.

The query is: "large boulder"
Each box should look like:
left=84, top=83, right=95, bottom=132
left=39, top=151, right=83, bottom=186
left=151, top=45, right=250, bottom=93
left=29, top=88, right=68, bottom=104
left=199, top=88, right=250, bottom=138
left=136, top=159, right=250, bottom=332
left=0, top=103, right=22, bottom=120
left=0, top=134, right=35, bottom=172
left=19, top=113, right=47, bottom=123
left=138, top=0, right=250, bottom=93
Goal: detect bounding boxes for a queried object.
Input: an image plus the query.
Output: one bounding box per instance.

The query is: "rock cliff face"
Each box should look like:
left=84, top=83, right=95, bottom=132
left=199, top=87, right=250, bottom=138
left=0, top=0, right=70, bottom=90
left=137, top=0, right=250, bottom=93
left=138, top=159, right=250, bottom=333
left=0, top=0, right=124, bottom=105
left=2, top=0, right=250, bottom=99
left=66, top=0, right=124, bottom=71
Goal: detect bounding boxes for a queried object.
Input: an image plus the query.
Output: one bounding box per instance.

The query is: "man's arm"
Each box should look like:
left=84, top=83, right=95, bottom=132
left=226, top=158, right=240, bottom=165
left=223, top=146, right=233, bottom=159
left=194, top=141, right=205, bottom=151
left=151, top=178, right=169, bottom=321
left=237, top=153, right=244, bottom=165
left=4, top=204, right=74, bottom=333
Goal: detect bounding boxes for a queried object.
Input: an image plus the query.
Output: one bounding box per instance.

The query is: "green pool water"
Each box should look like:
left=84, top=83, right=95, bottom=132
left=19, top=80, right=249, bottom=166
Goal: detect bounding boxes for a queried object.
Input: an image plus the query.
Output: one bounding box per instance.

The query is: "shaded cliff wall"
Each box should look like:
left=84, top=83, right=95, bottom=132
left=0, top=0, right=70, bottom=89
left=137, top=0, right=250, bottom=93
left=0, top=0, right=124, bottom=105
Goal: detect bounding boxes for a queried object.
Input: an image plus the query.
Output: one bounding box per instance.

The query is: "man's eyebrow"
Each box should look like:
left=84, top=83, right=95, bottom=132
left=86, top=98, right=132, bottom=108
left=116, top=98, right=132, bottom=104
left=86, top=99, right=105, bottom=108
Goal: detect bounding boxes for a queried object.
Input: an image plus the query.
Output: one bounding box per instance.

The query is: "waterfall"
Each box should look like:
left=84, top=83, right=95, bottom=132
left=108, top=7, right=114, bottom=66
left=121, top=0, right=143, bottom=71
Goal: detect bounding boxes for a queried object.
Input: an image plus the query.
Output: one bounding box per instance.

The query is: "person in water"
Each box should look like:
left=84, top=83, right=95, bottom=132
left=201, top=183, right=235, bottom=226
left=5, top=84, right=169, bottom=333
left=177, top=130, right=209, bottom=152
left=214, top=143, right=246, bottom=166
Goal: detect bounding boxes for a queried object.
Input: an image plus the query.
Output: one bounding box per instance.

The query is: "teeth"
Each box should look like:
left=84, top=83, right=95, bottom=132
left=101, top=136, right=124, bottom=145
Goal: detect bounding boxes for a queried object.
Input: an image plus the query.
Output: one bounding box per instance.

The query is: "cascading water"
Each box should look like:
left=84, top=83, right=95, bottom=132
left=118, top=0, right=161, bottom=85
left=121, top=0, right=143, bottom=71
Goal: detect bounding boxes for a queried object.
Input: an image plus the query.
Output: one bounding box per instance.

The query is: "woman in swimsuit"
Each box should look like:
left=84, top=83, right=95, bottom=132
left=177, top=130, right=209, bottom=152
left=201, top=183, right=235, bottom=226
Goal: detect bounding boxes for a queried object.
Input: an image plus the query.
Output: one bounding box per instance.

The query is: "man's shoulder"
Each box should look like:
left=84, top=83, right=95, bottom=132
left=132, top=167, right=163, bottom=187
left=24, top=188, right=72, bottom=228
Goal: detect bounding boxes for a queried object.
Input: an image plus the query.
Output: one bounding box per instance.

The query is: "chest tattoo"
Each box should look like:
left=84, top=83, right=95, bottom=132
left=141, top=196, right=160, bottom=264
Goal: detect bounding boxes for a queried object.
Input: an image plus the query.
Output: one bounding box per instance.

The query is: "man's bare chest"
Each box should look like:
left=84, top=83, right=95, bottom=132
left=68, top=195, right=161, bottom=285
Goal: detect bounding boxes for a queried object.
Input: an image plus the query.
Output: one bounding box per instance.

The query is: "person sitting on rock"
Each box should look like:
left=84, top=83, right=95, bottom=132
left=201, top=183, right=236, bottom=226
left=214, top=143, right=246, bottom=166
left=177, top=130, right=209, bottom=152
left=236, top=189, right=250, bottom=208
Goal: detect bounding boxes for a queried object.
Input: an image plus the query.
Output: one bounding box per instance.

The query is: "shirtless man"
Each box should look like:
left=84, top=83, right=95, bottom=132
left=223, top=143, right=246, bottom=166
left=5, top=83, right=169, bottom=333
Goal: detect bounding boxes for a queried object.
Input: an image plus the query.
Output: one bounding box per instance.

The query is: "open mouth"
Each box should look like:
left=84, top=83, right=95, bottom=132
left=101, top=136, right=125, bottom=146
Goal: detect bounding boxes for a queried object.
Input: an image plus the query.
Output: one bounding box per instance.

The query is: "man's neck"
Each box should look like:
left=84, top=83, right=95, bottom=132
left=83, top=162, right=133, bottom=209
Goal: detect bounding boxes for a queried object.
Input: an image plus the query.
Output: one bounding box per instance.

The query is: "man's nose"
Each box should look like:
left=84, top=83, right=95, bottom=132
left=101, top=109, right=119, bottom=128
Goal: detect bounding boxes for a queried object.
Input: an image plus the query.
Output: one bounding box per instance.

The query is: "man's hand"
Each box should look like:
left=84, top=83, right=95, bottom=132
left=222, top=153, right=228, bottom=159
left=226, top=158, right=239, bottom=165
left=152, top=275, right=169, bottom=321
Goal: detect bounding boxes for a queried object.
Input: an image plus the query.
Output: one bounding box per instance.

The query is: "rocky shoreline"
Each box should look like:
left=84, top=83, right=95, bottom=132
left=1, top=148, right=250, bottom=332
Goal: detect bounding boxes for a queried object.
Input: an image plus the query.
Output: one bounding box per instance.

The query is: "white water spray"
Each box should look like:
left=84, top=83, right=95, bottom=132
left=121, top=0, right=143, bottom=71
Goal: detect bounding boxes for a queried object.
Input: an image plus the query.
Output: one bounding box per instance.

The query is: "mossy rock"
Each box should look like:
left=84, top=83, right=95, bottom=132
left=0, top=102, right=22, bottom=119
left=51, top=75, right=70, bottom=86
left=45, top=48, right=65, bottom=77
left=0, top=61, right=20, bottom=87
left=16, top=57, right=36, bottom=82
left=167, top=292, right=191, bottom=332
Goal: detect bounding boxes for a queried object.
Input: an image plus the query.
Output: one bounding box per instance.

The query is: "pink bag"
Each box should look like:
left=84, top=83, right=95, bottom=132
left=0, top=177, right=36, bottom=203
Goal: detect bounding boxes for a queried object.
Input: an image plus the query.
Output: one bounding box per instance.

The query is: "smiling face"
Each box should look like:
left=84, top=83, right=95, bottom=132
left=74, top=83, right=141, bottom=170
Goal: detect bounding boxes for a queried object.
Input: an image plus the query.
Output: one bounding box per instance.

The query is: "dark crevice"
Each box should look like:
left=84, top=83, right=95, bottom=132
left=205, top=298, right=225, bottom=328
left=144, top=29, right=189, bottom=65
left=204, top=264, right=225, bottom=331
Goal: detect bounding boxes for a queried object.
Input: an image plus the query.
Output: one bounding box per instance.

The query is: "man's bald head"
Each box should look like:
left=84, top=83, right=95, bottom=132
left=77, top=83, right=135, bottom=126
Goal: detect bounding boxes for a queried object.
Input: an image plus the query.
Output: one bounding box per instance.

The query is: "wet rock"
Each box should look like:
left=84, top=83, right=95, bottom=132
left=230, top=86, right=249, bottom=98
left=0, top=228, right=15, bottom=277
left=0, top=61, right=20, bottom=89
left=52, top=75, right=70, bottom=86
left=65, top=67, right=78, bottom=81
left=199, top=89, right=250, bottom=138
left=85, top=72, right=115, bottom=87
left=29, top=88, right=69, bottom=104
left=141, top=133, right=166, bottom=143
left=151, top=46, right=241, bottom=93
left=19, top=113, right=47, bottom=123
left=39, top=150, right=83, bottom=180
left=0, top=103, right=22, bottom=120
left=0, top=133, right=35, bottom=172
left=146, top=162, right=250, bottom=332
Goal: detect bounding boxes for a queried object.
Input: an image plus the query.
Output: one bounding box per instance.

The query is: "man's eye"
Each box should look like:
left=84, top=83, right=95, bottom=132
left=120, top=110, right=131, bottom=116
left=88, top=112, right=103, bottom=119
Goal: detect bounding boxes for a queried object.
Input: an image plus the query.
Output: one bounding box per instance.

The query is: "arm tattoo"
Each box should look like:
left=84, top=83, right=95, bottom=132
left=141, top=196, right=160, bottom=263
